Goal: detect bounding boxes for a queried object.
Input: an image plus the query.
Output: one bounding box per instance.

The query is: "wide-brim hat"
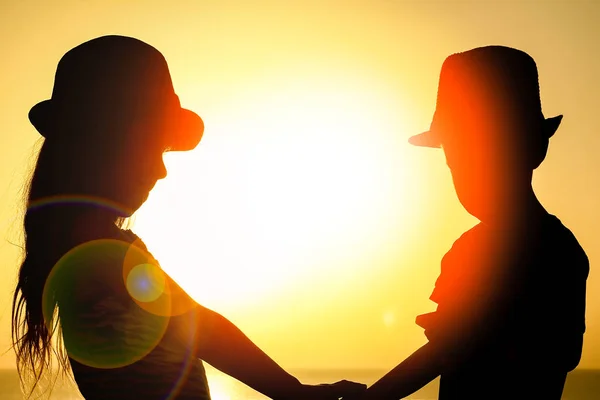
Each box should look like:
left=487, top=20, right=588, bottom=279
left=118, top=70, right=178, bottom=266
left=409, top=46, right=562, bottom=149
left=29, top=35, right=203, bottom=152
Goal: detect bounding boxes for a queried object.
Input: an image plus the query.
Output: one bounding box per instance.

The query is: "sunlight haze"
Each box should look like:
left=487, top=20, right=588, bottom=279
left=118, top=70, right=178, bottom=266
left=1, top=0, right=599, bottom=379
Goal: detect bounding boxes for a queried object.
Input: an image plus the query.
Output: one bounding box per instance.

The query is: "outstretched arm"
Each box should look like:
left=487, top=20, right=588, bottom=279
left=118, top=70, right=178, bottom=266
left=184, top=303, right=365, bottom=399
left=192, top=304, right=300, bottom=398
left=356, top=342, right=442, bottom=400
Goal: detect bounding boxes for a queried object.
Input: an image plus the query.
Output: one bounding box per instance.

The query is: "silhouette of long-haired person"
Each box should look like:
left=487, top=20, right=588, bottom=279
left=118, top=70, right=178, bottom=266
left=11, top=35, right=367, bottom=400
left=351, top=46, right=589, bottom=399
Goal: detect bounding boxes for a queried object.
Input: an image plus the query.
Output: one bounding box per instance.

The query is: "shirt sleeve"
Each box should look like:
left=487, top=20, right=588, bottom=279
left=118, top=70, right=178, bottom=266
left=54, top=243, right=172, bottom=369
left=416, top=227, right=511, bottom=354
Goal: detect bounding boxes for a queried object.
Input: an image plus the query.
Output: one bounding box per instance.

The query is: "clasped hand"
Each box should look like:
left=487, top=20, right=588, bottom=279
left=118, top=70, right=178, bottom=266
left=289, top=379, right=367, bottom=400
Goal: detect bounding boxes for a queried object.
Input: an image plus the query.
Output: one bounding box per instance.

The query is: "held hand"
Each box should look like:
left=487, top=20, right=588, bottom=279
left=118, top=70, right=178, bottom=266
left=338, top=389, right=367, bottom=400
left=291, top=380, right=367, bottom=400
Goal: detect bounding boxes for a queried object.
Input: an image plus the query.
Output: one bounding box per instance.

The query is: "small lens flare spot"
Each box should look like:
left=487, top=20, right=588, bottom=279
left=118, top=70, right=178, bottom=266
left=383, top=311, right=396, bottom=327
left=126, top=263, right=166, bottom=303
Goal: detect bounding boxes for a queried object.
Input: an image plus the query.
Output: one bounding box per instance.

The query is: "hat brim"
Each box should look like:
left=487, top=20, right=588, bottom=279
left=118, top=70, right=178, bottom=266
left=169, top=108, right=204, bottom=152
left=408, top=131, right=441, bottom=148
left=29, top=100, right=54, bottom=137
left=408, top=114, right=563, bottom=149
left=29, top=100, right=204, bottom=152
left=544, top=115, right=562, bottom=139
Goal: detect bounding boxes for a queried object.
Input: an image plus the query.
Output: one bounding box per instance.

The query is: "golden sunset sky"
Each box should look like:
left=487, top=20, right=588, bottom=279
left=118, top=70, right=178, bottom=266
left=0, top=0, right=598, bottom=375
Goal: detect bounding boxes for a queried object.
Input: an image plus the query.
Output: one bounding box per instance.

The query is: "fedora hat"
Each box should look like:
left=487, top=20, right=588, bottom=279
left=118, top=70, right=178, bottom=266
left=409, top=45, right=562, bottom=148
left=29, top=35, right=203, bottom=151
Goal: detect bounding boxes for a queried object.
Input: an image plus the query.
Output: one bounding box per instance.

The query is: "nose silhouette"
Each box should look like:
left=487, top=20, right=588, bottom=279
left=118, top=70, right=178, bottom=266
left=155, top=157, right=168, bottom=181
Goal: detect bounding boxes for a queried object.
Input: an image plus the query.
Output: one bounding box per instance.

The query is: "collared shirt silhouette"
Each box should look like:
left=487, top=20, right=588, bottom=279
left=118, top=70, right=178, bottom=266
left=357, top=46, right=589, bottom=400
left=418, top=213, right=587, bottom=398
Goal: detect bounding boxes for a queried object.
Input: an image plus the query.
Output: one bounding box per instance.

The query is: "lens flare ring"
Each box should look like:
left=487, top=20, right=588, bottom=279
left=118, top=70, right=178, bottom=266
left=42, top=239, right=170, bottom=369
left=28, top=194, right=130, bottom=216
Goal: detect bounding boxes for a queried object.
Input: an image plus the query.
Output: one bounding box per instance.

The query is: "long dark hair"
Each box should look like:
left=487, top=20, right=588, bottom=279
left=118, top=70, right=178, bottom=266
left=11, top=138, right=128, bottom=397
left=12, top=35, right=202, bottom=398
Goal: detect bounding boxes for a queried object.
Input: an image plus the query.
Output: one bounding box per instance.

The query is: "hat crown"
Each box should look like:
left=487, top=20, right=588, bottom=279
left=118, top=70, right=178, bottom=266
left=29, top=35, right=204, bottom=152
left=431, top=46, right=545, bottom=136
left=50, top=35, right=178, bottom=115
left=409, top=46, right=561, bottom=149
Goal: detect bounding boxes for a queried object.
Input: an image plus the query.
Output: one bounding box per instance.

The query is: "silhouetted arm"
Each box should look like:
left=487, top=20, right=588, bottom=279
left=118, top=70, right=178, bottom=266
left=180, top=303, right=365, bottom=400
left=355, top=341, right=443, bottom=400
left=191, top=304, right=302, bottom=398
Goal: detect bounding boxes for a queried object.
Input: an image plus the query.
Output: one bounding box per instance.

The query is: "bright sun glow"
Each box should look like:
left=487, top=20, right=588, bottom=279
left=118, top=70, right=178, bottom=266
left=134, top=72, right=421, bottom=312
left=205, top=376, right=232, bottom=400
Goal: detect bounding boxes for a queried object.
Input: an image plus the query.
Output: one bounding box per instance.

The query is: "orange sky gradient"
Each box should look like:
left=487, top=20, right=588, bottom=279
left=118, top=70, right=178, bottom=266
left=0, top=0, right=599, bottom=375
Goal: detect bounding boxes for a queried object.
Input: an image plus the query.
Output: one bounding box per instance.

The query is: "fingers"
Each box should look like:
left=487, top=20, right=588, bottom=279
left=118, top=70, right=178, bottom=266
left=294, top=380, right=367, bottom=400
left=333, top=379, right=368, bottom=391
left=327, top=380, right=368, bottom=398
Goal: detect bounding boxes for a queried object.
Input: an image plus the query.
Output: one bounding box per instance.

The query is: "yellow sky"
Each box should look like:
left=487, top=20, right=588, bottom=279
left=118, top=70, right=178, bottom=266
left=0, top=0, right=599, bottom=374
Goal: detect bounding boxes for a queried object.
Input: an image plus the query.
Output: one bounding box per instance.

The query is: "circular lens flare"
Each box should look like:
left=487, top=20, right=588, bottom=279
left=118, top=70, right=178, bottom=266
left=126, top=263, right=166, bottom=303
left=123, top=238, right=197, bottom=317
left=43, top=239, right=170, bottom=369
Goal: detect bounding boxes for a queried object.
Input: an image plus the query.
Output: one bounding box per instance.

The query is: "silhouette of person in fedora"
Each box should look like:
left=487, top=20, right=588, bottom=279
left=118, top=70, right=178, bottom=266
left=347, top=46, right=589, bottom=399
left=11, top=35, right=367, bottom=400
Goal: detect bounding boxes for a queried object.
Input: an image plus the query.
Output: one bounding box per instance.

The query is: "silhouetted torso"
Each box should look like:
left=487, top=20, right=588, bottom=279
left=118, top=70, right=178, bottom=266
left=57, top=229, right=211, bottom=400
left=417, top=213, right=588, bottom=399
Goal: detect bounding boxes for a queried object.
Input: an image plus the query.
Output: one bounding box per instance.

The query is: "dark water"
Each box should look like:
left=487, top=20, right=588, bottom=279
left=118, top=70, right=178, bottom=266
left=1, top=367, right=598, bottom=399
